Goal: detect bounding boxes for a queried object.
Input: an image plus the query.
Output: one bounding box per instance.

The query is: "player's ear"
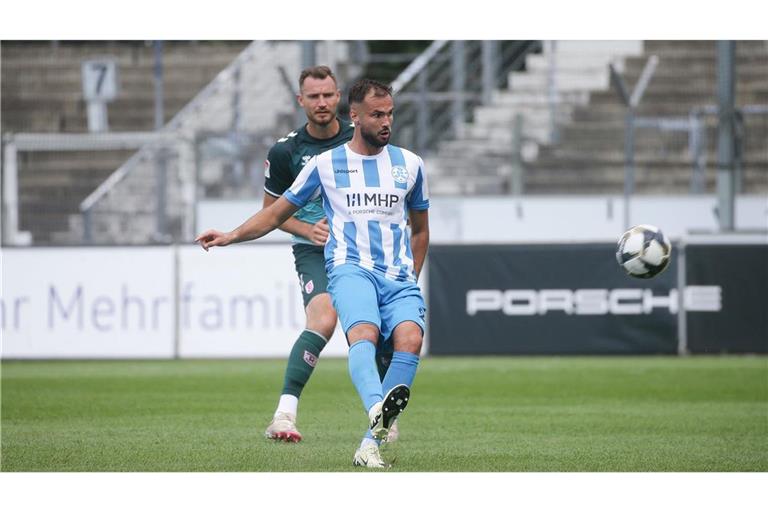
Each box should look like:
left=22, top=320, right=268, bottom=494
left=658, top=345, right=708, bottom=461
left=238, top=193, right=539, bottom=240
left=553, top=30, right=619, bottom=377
left=297, top=94, right=304, bottom=107
left=350, top=105, right=359, bottom=125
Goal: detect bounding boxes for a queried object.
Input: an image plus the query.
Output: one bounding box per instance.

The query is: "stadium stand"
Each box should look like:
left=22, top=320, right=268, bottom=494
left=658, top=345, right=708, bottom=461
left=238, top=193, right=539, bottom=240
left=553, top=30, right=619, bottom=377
left=1, top=41, right=249, bottom=244
left=70, top=41, right=355, bottom=245
left=426, top=40, right=768, bottom=195
left=3, top=41, right=765, bottom=245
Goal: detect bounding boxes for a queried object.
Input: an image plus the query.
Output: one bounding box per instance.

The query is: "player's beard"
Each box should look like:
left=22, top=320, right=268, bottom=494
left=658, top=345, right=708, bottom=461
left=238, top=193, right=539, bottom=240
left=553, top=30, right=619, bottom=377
left=310, top=110, right=335, bottom=127
left=361, top=126, right=390, bottom=148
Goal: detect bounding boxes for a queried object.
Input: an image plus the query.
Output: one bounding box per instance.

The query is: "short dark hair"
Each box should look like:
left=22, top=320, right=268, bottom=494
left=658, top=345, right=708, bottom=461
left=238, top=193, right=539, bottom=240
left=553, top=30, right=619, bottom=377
left=298, top=65, right=337, bottom=90
left=348, top=78, right=392, bottom=105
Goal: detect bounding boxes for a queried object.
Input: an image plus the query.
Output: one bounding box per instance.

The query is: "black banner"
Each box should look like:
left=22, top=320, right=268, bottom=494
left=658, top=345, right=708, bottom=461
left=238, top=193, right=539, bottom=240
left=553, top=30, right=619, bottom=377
left=685, top=244, right=768, bottom=354
left=428, top=244, right=679, bottom=355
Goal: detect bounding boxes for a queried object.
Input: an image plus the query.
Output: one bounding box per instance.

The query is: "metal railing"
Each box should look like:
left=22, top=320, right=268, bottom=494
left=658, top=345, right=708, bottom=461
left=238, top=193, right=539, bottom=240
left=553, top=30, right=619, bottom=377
left=389, top=40, right=542, bottom=155
left=78, top=41, right=269, bottom=243
left=635, top=105, right=768, bottom=193
left=1, top=131, right=177, bottom=245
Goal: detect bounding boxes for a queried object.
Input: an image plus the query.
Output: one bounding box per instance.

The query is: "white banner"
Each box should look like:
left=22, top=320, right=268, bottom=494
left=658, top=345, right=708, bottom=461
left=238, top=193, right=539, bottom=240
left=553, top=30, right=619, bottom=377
left=1, top=247, right=175, bottom=358
left=178, top=244, right=347, bottom=357
left=0, top=245, right=348, bottom=359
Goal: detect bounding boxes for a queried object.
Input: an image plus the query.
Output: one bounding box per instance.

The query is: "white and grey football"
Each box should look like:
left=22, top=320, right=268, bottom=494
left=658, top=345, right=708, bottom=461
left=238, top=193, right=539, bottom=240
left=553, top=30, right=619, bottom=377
left=616, top=224, right=672, bottom=279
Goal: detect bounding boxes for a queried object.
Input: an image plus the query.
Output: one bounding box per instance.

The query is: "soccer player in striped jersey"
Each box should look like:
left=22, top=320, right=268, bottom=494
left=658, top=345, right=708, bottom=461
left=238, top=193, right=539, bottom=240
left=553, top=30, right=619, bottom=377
left=195, top=78, right=429, bottom=469
left=260, top=66, right=396, bottom=444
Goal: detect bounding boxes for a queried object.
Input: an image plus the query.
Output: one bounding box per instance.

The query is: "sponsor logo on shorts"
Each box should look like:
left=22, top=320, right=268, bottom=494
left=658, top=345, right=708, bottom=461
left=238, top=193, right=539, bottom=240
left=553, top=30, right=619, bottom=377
left=303, top=351, right=318, bottom=367
left=305, top=280, right=314, bottom=294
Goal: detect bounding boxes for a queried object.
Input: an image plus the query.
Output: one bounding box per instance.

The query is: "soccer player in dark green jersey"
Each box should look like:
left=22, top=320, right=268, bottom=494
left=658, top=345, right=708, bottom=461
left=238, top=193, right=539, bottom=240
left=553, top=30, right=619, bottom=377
left=262, top=66, right=394, bottom=442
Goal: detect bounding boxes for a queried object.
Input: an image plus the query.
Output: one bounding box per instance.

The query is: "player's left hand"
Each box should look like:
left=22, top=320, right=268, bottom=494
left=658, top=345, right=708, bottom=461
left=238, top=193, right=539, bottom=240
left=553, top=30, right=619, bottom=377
left=309, top=218, right=330, bottom=246
left=194, top=229, right=234, bottom=251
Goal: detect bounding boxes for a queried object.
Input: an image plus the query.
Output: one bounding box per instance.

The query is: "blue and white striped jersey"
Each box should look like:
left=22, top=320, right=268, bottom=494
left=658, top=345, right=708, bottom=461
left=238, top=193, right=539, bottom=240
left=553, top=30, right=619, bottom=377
left=283, top=143, right=429, bottom=282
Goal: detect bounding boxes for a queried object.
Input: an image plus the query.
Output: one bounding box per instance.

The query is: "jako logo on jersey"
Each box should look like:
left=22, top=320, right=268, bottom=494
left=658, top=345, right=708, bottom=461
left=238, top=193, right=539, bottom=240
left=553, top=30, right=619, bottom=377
left=303, top=350, right=318, bottom=367
left=305, top=280, right=314, bottom=294
left=346, top=193, right=400, bottom=208
left=391, top=166, right=408, bottom=184
left=466, top=286, right=722, bottom=316
left=264, top=159, right=271, bottom=178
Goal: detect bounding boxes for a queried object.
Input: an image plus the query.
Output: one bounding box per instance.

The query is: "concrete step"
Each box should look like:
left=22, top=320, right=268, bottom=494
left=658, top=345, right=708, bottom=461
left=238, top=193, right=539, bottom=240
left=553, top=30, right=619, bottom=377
left=472, top=105, right=574, bottom=127
left=525, top=167, right=767, bottom=191
left=525, top=54, right=629, bottom=73
left=642, top=40, right=768, bottom=54
left=509, top=70, right=611, bottom=91
left=545, top=40, right=644, bottom=55
left=622, top=59, right=768, bottom=78
left=427, top=170, right=766, bottom=196
left=588, top=89, right=768, bottom=106
left=1, top=44, right=248, bottom=67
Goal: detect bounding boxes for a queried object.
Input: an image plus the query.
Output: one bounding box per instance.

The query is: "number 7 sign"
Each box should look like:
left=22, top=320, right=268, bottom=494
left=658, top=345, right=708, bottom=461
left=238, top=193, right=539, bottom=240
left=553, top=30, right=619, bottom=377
left=82, top=59, right=119, bottom=102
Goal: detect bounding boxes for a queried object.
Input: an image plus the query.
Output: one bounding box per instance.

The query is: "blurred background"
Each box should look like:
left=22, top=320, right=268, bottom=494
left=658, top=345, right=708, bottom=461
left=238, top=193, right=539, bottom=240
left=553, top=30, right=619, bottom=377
left=1, top=40, right=766, bottom=358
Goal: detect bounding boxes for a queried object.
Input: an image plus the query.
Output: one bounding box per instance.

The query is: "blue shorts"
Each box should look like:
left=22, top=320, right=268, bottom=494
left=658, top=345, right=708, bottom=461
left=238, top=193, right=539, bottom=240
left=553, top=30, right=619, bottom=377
left=327, top=264, right=426, bottom=343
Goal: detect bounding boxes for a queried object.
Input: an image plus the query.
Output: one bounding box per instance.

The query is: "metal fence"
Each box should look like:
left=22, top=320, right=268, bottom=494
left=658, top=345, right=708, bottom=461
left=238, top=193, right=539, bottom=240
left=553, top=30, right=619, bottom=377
left=390, top=40, right=541, bottom=155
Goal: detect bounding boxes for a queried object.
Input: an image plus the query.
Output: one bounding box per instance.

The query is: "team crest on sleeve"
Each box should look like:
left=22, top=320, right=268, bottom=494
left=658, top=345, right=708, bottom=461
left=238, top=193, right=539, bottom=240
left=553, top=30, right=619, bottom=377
left=264, top=159, right=271, bottom=178
left=391, top=166, right=408, bottom=184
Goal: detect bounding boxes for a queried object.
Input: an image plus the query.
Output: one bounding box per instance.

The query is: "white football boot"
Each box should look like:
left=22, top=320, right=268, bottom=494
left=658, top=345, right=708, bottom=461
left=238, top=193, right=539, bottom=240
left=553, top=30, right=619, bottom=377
left=264, top=412, right=302, bottom=443
left=353, top=443, right=387, bottom=469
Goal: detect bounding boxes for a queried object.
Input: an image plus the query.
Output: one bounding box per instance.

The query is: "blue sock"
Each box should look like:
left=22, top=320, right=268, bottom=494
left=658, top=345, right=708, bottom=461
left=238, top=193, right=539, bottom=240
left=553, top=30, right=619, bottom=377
left=348, top=340, right=384, bottom=413
left=362, top=428, right=378, bottom=445
left=381, top=351, right=420, bottom=393
left=361, top=351, right=420, bottom=445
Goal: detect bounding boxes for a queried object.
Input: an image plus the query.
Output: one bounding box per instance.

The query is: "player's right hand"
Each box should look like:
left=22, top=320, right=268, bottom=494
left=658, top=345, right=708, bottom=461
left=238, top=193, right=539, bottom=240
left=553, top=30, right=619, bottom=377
left=194, top=229, right=234, bottom=251
left=309, top=218, right=330, bottom=246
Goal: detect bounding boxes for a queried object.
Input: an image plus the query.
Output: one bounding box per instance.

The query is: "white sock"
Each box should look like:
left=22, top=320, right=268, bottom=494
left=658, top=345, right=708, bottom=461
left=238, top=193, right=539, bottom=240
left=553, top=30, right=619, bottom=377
left=275, top=394, right=298, bottom=418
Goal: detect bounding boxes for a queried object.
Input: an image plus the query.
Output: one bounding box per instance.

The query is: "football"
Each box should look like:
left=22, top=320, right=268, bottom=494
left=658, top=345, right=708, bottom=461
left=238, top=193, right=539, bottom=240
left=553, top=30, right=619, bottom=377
left=616, top=224, right=672, bottom=279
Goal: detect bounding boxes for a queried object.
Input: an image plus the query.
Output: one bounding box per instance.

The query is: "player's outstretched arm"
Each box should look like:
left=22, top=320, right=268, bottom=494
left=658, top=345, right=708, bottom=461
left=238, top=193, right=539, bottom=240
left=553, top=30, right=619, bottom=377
left=262, top=194, right=329, bottom=245
left=409, top=209, right=430, bottom=278
left=195, top=196, right=300, bottom=251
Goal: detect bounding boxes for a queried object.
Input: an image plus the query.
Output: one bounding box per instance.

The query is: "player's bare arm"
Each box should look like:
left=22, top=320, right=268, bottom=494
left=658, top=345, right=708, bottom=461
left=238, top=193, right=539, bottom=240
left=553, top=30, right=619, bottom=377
left=409, top=209, right=430, bottom=278
left=195, top=196, right=300, bottom=251
left=262, top=193, right=329, bottom=246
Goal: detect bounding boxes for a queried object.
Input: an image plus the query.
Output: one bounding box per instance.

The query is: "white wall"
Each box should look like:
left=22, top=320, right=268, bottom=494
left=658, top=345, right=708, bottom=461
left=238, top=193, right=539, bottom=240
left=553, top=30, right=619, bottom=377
left=199, top=195, right=768, bottom=244
left=196, top=200, right=292, bottom=243
left=428, top=195, right=768, bottom=243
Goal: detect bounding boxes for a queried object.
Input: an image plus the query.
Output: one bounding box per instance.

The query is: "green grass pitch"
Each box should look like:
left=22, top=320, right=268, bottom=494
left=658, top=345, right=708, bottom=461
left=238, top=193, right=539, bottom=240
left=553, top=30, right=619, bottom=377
left=1, top=356, right=766, bottom=472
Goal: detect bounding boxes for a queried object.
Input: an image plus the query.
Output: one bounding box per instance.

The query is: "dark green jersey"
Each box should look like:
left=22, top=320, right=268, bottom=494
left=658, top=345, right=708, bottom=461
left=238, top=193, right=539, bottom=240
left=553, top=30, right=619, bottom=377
left=264, top=119, right=354, bottom=245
